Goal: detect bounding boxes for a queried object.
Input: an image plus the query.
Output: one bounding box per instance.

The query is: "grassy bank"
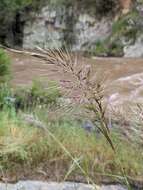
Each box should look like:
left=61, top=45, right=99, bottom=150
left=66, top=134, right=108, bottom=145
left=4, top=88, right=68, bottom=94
left=0, top=108, right=143, bottom=186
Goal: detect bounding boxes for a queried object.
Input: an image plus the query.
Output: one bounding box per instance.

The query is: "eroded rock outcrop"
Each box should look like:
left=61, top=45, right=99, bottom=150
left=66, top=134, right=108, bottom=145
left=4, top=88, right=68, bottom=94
left=23, top=5, right=112, bottom=51
left=124, top=35, right=143, bottom=57
left=2, top=0, right=143, bottom=57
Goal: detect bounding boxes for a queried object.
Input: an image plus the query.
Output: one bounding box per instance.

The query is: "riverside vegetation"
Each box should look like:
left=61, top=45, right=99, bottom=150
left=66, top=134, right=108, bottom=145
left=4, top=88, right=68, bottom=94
left=0, top=48, right=143, bottom=189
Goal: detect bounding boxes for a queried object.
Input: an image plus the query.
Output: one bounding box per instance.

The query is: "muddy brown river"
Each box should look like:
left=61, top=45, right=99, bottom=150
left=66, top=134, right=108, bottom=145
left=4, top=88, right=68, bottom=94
left=9, top=50, right=143, bottom=109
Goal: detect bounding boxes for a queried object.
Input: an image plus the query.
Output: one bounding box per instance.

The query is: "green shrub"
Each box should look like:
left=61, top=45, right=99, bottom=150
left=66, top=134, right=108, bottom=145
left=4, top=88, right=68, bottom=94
left=14, top=80, right=61, bottom=111
left=31, top=80, right=61, bottom=104
left=0, top=49, right=11, bottom=83
left=94, top=41, right=108, bottom=56
left=112, top=10, right=140, bottom=42
left=0, top=79, right=61, bottom=111
left=92, top=0, right=119, bottom=17
left=49, top=0, right=119, bottom=17
left=108, top=41, right=124, bottom=57
left=93, top=40, right=124, bottom=57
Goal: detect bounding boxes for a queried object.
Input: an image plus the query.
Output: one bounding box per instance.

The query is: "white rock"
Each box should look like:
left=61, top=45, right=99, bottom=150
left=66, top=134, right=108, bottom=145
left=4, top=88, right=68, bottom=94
left=124, top=35, right=143, bottom=58
left=23, top=5, right=112, bottom=51
left=0, top=181, right=128, bottom=190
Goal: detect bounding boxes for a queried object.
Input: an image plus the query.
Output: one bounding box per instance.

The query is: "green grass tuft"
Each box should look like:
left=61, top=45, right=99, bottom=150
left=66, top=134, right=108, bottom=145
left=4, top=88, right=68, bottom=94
left=0, top=49, right=11, bottom=83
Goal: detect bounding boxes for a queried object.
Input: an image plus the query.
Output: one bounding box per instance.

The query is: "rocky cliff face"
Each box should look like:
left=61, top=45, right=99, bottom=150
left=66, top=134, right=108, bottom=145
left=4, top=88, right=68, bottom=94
left=2, top=0, right=143, bottom=57
left=22, top=0, right=143, bottom=57
left=23, top=4, right=113, bottom=51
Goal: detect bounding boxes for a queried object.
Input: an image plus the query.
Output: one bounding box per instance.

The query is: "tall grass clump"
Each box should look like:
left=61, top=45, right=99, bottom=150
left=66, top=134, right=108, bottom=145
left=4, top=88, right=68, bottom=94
left=0, top=108, right=143, bottom=187
left=0, top=83, right=14, bottom=110
left=0, top=49, right=12, bottom=110
left=0, top=49, right=11, bottom=83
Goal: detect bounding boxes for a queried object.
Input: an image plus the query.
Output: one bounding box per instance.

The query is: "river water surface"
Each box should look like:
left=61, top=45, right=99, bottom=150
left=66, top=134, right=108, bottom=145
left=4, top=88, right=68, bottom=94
left=9, top=51, right=143, bottom=109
